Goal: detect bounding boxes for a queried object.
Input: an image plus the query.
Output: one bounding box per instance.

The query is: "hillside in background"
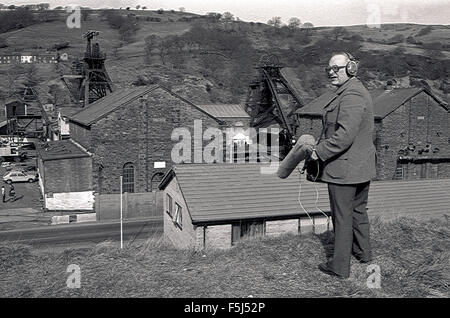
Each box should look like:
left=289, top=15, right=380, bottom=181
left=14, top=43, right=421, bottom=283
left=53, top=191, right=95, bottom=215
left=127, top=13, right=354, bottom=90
left=0, top=8, right=448, bottom=109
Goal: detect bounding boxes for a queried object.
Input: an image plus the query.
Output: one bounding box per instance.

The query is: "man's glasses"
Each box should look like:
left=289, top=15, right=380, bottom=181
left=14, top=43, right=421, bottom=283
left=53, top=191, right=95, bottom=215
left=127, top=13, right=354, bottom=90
left=325, top=65, right=346, bottom=74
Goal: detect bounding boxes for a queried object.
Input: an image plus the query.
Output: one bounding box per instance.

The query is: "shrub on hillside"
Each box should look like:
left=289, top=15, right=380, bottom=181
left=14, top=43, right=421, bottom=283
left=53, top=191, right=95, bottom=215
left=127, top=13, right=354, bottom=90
left=416, top=25, right=433, bottom=37
left=103, top=11, right=139, bottom=42
left=349, top=34, right=364, bottom=42
left=0, top=7, right=36, bottom=32
left=422, top=42, right=442, bottom=50
left=385, top=34, right=405, bottom=45
left=0, top=37, right=7, bottom=48
left=406, top=36, right=419, bottom=44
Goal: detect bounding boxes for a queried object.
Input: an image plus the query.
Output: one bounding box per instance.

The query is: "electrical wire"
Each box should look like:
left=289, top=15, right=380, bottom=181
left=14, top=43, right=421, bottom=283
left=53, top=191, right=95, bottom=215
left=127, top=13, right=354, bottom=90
left=297, top=161, right=330, bottom=229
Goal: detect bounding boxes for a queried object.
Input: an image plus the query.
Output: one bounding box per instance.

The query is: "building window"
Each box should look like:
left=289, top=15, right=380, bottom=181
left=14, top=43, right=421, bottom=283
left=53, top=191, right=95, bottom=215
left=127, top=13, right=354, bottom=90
left=173, top=203, right=182, bottom=229
left=166, top=194, right=173, bottom=217
left=430, top=163, right=439, bottom=179
left=394, top=162, right=408, bottom=180
left=122, top=162, right=135, bottom=193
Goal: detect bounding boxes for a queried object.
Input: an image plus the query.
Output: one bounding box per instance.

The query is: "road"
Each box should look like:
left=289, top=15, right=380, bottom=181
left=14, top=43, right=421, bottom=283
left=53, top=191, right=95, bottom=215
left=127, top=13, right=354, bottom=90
left=0, top=218, right=163, bottom=246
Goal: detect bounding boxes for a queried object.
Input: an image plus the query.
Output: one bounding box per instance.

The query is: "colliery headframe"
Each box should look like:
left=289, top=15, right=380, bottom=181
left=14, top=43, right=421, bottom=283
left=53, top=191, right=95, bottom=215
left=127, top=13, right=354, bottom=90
left=62, top=30, right=114, bottom=107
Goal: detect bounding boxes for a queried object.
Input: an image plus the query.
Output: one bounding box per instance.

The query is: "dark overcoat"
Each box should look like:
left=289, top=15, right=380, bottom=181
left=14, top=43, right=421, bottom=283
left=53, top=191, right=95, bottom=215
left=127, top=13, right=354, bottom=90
left=314, top=77, right=377, bottom=184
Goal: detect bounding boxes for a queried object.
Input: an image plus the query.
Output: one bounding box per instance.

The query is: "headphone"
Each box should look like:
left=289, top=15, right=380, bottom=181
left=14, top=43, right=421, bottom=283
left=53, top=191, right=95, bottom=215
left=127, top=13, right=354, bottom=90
left=343, top=52, right=358, bottom=77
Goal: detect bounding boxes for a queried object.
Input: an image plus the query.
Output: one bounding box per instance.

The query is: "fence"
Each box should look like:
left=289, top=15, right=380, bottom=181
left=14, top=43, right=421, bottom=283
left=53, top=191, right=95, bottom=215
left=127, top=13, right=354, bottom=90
left=95, top=190, right=163, bottom=221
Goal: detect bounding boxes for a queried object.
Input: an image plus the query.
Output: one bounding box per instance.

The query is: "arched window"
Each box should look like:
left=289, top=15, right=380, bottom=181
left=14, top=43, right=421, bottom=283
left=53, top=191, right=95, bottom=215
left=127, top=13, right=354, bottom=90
left=122, top=163, right=135, bottom=193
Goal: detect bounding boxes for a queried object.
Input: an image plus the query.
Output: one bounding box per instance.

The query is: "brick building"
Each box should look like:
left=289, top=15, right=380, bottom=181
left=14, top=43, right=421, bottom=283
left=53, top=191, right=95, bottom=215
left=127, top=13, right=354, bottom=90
left=36, top=139, right=93, bottom=210
left=196, top=104, right=253, bottom=162
left=66, top=85, right=226, bottom=194
left=296, top=86, right=450, bottom=180
left=159, top=163, right=450, bottom=250
left=158, top=163, right=331, bottom=250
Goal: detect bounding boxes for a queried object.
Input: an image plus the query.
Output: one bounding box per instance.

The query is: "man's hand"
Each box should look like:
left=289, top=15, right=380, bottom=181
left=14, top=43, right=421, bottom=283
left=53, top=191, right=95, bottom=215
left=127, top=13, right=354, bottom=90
left=303, top=144, right=318, bottom=161
left=310, top=148, right=318, bottom=160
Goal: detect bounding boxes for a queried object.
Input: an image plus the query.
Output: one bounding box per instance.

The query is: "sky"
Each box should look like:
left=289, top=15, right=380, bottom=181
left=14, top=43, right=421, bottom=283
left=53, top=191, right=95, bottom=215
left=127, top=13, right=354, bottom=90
left=1, top=0, right=449, bottom=26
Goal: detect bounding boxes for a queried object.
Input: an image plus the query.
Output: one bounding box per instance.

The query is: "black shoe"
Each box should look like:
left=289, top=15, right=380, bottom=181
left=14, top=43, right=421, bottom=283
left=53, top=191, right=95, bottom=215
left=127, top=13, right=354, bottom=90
left=353, top=253, right=371, bottom=263
left=318, top=263, right=345, bottom=278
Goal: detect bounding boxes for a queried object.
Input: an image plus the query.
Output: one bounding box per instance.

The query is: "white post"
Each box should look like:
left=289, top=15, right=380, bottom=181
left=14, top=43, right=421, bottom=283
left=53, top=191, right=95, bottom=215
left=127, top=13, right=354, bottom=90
left=120, top=175, right=123, bottom=249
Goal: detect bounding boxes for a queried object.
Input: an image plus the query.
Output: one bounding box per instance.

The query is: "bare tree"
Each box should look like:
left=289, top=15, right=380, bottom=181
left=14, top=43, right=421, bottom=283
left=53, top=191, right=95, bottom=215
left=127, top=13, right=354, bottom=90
left=81, top=8, right=90, bottom=21
left=288, top=17, right=301, bottom=30
left=331, top=27, right=348, bottom=40
left=267, top=16, right=282, bottom=28
left=302, top=22, right=314, bottom=35
left=221, top=11, right=235, bottom=30
left=179, top=7, right=185, bottom=12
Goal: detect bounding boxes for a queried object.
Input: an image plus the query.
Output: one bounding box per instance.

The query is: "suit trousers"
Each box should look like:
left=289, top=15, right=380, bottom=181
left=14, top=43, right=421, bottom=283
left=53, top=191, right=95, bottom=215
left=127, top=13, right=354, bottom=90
left=327, top=181, right=371, bottom=277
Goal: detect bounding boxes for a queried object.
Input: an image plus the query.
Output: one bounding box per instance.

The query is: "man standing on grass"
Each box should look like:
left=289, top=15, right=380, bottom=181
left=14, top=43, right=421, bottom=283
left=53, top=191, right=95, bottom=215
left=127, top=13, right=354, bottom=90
left=2, top=185, right=5, bottom=203
left=307, top=52, right=377, bottom=278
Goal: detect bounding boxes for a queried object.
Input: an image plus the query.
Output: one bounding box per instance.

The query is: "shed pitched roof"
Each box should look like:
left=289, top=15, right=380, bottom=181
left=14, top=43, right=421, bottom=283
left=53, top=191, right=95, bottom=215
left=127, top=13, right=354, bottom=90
left=68, top=85, right=225, bottom=126
left=296, top=87, right=449, bottom=119
left=159, top=163, right=450, bottom=224
left=195, top=104, right=250, bottom=119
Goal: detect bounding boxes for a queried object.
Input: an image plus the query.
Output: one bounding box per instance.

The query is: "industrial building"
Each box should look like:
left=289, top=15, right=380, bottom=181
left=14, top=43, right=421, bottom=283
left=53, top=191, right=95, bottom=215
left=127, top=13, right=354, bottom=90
left=63, top=85, right=226, bottom=195
left=36, top=139, right=93, bottom=211
left=296, top=86, right=450, bottom=180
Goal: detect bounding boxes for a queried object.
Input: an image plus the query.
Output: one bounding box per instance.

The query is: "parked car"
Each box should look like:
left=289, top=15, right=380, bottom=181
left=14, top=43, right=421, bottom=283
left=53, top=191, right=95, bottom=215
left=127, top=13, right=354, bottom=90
left=3, top=170, right=38, bottom=184
left=1, top=162, right=13, bottom=168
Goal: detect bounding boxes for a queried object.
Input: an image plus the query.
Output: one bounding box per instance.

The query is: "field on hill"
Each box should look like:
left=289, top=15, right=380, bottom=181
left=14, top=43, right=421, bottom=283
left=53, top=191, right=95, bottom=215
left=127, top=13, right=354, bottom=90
left=0, top=216, right=448, bottom=298
left=0, top=9, right=448, bottom=109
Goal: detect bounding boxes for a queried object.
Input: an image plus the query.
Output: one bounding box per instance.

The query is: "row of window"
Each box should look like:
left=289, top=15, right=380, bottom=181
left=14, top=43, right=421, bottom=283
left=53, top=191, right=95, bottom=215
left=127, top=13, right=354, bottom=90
left=395, top=162, right=439, bottom=180
left=166, top=194, right=182, bottom=229
left=0, top=60, right=57, bottom=64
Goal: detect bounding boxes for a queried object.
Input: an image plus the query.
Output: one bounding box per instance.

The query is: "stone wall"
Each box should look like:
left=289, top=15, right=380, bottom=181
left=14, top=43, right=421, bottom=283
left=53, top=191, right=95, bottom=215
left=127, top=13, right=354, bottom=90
left=42, top=156, right=92, bottom=194
left=163, top=177, right=198, bottom=249
left=90, top=87, right=223, bottom=194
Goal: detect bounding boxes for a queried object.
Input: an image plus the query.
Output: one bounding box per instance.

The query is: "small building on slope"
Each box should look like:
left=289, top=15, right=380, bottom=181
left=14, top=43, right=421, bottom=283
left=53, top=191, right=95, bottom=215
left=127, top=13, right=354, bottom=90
left=36, top=139, right=93, bottom=211
left=159, top=163, right=450, bottom=250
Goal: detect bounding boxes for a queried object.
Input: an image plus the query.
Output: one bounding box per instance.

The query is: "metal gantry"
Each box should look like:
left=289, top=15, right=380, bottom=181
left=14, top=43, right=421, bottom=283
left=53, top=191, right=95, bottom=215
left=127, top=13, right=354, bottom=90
left=245, top=54, right=306, bottom=157
left=62, top=30, right=113, bottom=107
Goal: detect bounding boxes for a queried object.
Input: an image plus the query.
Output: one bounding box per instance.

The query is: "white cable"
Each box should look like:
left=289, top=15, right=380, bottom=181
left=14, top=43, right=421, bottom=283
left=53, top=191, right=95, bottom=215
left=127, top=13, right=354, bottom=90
left=298, top=162, right=331, bottom=229
left=297, top=167, right=313, bottom=224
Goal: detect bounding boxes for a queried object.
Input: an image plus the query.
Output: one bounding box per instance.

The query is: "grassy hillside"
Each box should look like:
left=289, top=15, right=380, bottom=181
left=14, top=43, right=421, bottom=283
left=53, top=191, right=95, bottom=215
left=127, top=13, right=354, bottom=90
left=0, top=9, right=448, bottom=107
left=0, top=216, right=448, bottom=297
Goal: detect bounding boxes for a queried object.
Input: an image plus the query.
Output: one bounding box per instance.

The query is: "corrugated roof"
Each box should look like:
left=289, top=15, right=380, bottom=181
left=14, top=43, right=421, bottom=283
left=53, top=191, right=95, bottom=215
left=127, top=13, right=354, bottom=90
left=68, top=86, right=159, bottom=126
left=296, top=87, right=448, bottom=119
left=196, top=104, right=250, bottom=119
left=36, top=139, right=90, bottom=161
left=159, top=163, right=450, bottom=224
